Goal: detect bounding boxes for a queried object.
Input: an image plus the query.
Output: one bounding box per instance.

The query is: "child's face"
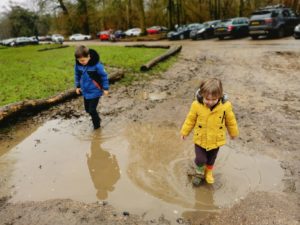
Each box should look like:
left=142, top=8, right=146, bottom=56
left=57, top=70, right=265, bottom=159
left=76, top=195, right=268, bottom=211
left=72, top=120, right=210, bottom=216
left=77, top=55, right=90, bottom=65
left=203, top=94, right=219, bottom=108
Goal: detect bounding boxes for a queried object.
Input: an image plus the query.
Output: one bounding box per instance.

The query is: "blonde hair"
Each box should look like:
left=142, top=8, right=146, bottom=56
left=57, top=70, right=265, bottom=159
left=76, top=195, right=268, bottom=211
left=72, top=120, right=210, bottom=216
left=199, top=78, right=223, bottom=99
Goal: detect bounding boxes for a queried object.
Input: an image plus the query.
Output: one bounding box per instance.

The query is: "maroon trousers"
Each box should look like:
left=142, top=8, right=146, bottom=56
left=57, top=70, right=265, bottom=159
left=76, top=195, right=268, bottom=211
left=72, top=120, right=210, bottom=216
left=194, top=144, right=219, bottom=168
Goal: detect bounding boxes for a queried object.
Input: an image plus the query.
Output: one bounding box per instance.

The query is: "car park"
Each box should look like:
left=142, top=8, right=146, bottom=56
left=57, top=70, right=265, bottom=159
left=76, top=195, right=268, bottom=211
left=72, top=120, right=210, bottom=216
left=167, top=23, right=202, bottom=40
left=249, top=5, right=300, bottom=39
left=51, top=34, right=64, bottom=43
left=124, top=28, right=142, bottom=36
left=294, top=24, right=300, bottom=39
left=214, top=17, right=249, bottom=40
left=69, top=33, right=91, bottom=41
left=189, top=20, right=221, bottom=40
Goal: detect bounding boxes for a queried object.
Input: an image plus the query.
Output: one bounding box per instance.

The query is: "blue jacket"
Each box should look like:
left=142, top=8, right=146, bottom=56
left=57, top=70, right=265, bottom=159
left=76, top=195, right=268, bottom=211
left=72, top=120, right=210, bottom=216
left=74, top=49, right=109, bottom=99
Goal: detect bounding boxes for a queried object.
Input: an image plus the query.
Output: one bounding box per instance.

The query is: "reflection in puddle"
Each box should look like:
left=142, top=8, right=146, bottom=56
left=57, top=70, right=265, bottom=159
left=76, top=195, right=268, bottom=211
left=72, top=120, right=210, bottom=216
left=0, top=120, right=284, bottom=222
left=87, top=131, right=120, bottom=200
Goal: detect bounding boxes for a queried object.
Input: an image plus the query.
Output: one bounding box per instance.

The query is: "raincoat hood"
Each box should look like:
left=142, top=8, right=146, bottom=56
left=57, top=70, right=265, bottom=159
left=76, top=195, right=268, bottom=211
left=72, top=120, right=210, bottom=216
left=75, top=49, right=100, bottom=67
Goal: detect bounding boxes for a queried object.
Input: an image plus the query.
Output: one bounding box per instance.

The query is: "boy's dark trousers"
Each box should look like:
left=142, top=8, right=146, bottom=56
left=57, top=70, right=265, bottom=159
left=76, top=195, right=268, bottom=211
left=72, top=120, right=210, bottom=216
left=194, top=145, right=219, bottom=167
left=84, top=97, right=101, bottom=129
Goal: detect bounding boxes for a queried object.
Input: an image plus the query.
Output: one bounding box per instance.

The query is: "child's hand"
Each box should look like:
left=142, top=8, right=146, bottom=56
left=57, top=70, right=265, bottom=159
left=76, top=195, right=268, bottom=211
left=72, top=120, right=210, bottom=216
left=181, top=135, right=186, bottom=140
left=103, top=90, right=109, bottom=96
left=76, top=88, right=81, bottom=95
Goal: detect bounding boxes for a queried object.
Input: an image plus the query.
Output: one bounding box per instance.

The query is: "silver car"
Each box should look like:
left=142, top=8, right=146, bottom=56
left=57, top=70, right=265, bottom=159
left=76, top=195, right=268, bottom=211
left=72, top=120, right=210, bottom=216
left=69, top=33, right=91, bottom=41
left=52, top=34, right=64, bottom=43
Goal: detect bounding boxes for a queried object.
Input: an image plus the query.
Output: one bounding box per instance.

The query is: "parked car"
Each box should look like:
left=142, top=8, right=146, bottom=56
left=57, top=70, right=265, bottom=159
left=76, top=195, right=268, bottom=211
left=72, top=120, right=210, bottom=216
left=37, top=36, right=46, bottom=41
left=2, top=38, right=16, bottom=46
left=167, top=23, right=202, bottom=40
left=190, top=20, right=221, bottom=40
left=214, top=18, right=249, bottom=40
left=249, top=4, right=300, bottom=39
left=109, top=30, right=127, bottom=41
left=98, top=30, right=111, bottom=41
left=29, top=36, right=39, bottom=44
left=7, top=37, right=39, bottom=46
left=69, top=33, right=91, bottom=41
left=294, top=23, right=300, bottom=39
left=124, top=28, right=142, bottom=36
left=114, top=30, right=126, bottom=39
left=51, top=34, right=64, bottom=43
left=146, top=26, right=168, bottom=35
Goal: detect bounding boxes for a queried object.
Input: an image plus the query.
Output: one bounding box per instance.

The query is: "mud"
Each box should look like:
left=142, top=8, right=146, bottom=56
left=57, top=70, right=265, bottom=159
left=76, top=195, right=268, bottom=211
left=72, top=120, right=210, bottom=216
left=0, top=37, right=299, bottom=225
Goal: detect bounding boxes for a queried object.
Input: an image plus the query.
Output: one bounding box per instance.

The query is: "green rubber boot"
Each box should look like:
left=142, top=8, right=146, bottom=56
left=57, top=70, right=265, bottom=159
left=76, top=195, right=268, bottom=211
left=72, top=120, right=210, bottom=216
left=195, top=165, right=205, bottom=176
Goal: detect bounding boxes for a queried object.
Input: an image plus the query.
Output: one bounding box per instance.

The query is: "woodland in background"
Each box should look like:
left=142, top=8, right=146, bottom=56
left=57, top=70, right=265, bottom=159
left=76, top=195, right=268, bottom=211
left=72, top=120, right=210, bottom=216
left=0, top=0, right=299, bottom=39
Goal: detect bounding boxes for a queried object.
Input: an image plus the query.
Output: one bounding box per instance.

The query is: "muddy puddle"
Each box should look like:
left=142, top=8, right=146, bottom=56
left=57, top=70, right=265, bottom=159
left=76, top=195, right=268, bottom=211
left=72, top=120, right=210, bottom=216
left=0, top=119, right=284, bottom=222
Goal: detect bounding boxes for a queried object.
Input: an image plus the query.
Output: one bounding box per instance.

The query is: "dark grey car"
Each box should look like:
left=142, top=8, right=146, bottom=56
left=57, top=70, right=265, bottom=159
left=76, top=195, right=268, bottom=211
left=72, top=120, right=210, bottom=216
left=249, top=5, right=300, bottom=39
left=167, top=23, right=202, bottom=40
left=190, top=20, right=221, bottom=40
left=214, top=18, right=249, bottom=40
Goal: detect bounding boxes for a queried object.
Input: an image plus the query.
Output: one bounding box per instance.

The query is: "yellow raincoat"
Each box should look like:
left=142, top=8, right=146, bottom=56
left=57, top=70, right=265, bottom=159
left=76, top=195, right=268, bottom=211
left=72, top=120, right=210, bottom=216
left=181, top=100, right=239, bottom=150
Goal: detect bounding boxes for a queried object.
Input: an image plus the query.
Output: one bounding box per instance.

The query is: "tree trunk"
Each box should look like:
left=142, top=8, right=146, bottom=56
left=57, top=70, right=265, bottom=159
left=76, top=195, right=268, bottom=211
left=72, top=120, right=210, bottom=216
left=0, top=70, right=124, bottom=124
left=217, top=0, right=221, bottom=19
left=137, top=0, right=146, bottom=34
left=176, top=0, right=181, bottom=25
left=214, top=0, right=217, bottom=19
left=140, top=45, right=182, bottom=71
left=209, top=0, right=214, bottom=19
left=292, top=0, right=299, bottom=11
left=168, top=0, right=174, bottom=29
left=127, top=0, right=133, bottom=28
left=239, top=0, right=244, bottom=17
left=77, top=0, right=90, bottom=34
left=57, top=0, right=69, bottom=15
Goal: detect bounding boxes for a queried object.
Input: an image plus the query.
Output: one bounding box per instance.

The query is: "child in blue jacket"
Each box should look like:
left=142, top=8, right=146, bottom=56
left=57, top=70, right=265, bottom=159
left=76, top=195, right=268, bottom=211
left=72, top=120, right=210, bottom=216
left=74, top=45, right=109, bottom=129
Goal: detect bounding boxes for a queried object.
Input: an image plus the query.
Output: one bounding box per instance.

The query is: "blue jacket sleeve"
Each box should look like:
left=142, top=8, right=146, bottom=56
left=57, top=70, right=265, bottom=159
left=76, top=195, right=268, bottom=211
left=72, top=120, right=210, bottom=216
left=74, top=64, right=81, bottom=88
left=96, top=63, right=109, bottom=90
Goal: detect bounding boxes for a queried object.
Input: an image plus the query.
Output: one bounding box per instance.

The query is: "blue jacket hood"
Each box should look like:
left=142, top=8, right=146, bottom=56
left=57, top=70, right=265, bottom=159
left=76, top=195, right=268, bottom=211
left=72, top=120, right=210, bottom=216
left=75, top=49, right=100, bottom=66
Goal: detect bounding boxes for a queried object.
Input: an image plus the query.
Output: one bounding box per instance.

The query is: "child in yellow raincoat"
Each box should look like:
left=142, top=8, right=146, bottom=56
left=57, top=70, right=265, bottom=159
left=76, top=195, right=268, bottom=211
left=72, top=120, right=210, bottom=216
left=180, top=78, right=239, bottom=184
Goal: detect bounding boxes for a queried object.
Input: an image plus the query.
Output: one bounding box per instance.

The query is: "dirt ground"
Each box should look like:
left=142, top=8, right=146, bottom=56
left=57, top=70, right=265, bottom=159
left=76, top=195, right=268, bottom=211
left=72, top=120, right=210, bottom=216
left=0, top=37, right=299, bottom=225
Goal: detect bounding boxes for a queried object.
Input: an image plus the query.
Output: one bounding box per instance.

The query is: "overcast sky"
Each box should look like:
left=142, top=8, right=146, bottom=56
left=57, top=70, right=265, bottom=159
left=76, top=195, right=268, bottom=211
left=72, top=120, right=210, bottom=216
left=0, top=0, right=28, bottom=13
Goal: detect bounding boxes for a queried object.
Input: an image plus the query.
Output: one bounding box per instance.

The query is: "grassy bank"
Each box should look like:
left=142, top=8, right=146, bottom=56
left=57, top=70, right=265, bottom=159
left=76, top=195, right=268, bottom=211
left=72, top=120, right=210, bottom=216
left=0, top=44, right=176, bottom=107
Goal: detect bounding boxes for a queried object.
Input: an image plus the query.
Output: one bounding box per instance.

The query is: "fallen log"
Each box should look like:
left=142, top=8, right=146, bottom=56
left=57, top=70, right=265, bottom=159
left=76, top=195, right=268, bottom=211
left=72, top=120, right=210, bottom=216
left=38, top=45, right=69, bottom=52
left=0, top=69, right=125, bottom=124
left=106, top=67, right=125, bottom=83
left=140, top=45, right=182, bottom=71
left=0, top=89, right=77, bottom=124
left=125, top=44, right=170, bottom=49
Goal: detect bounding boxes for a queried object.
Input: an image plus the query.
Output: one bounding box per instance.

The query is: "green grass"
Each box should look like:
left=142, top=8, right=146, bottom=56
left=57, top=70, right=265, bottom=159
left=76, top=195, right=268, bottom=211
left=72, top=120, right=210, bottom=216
left=0, top=44, right=176, bottom=106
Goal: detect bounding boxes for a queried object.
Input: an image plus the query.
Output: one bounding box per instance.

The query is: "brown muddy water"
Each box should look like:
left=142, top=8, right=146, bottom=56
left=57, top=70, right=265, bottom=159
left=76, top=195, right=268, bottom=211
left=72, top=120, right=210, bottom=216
left=0, top=118, right=283, bottom=222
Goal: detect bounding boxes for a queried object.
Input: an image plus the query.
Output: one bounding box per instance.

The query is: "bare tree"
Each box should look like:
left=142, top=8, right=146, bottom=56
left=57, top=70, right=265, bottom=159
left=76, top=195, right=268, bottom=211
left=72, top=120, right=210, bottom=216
left=126, top=0, right=133, bottom=28
left=77, top=0, right=90, bottom=34
left=239, top=0, right=244, bottom=16
left=136, top=0, right=146, bottom=33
